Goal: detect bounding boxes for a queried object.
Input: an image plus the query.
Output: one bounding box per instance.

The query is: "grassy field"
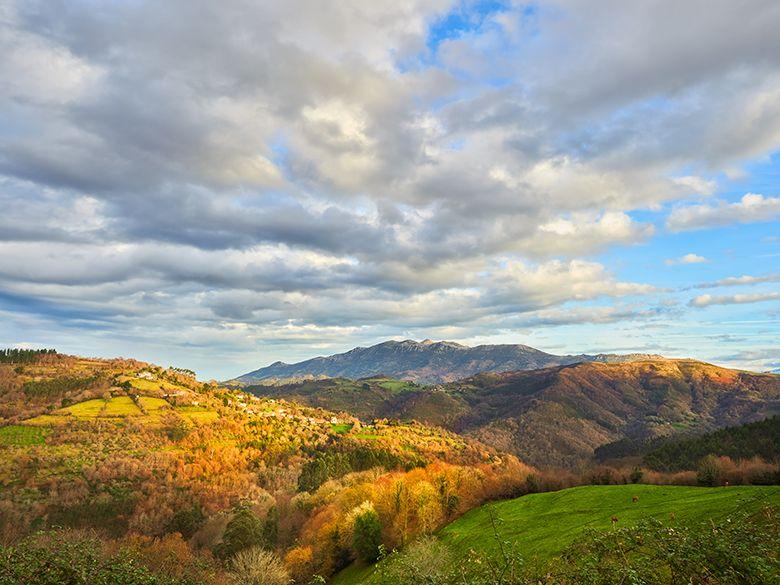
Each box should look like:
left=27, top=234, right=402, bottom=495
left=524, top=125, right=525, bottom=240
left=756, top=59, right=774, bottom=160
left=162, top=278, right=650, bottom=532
left=23, top=396, right=219, bottom=426
left=102, top=396, right=143, bottom=416
left=176, top=405, right=219, bottom=424
left=332, top=484, right=780, bottom=584
left=138, top=396, right=170, bottom=411
left=331, top=422, right=354, bottom=434
left=0, top=425, right=49, bottom=446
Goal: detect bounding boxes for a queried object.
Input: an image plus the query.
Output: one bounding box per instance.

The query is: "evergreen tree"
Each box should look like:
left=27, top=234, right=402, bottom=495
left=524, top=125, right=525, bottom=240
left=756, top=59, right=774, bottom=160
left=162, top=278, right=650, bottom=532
left=352, top=502, right=382, bottom=564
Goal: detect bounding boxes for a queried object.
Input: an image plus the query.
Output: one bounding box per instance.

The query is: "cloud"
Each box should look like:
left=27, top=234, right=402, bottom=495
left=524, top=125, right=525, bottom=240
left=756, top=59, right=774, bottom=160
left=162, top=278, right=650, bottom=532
left=665, top=253, right=708, bottom=266
left=1, top=1, right=780, bottom=374
left=667, top=193, right=780, bottom=232
left=689, top=291, right=780, bottom=307
left=695, top=273, right=780, bottom=288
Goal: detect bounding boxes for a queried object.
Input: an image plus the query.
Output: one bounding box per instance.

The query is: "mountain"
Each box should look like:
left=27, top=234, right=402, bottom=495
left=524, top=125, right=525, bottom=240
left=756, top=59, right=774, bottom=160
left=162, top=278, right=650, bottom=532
left=245, top=359, right=780, bottom=468
left=231, top=339, right=664, bottom=384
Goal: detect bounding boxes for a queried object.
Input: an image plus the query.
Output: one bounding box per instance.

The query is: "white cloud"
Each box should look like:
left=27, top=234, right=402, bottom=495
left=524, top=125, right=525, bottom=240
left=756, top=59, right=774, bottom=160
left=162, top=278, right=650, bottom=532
left=695, top=273, right=780, bottom=288
left=667, top=193, right=780, bottom=232
left=665, top=253, right=708, bottom=266
left=689, top=291, right=780, bottom=307
left=672, top=176, right=717, bottom=196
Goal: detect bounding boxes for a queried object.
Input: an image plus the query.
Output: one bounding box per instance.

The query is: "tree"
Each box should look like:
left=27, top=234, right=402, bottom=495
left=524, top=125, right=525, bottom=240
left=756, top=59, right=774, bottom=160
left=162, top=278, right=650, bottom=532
left=629, top=467, right=644, bottom=484
left=228, top=547, right=290, bottom=585
left=215, top=507, right=266, bottom=559
left=166, top=505, right=205, bottom=539
left=352, top=502, right=382, bottom=564
left=696, top=455, right=722, bottom=486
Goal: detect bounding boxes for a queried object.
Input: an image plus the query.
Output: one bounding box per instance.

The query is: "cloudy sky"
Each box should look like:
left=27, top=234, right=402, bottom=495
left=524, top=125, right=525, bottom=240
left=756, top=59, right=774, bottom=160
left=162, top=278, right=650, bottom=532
left=1, top=0, right=779, bottom=379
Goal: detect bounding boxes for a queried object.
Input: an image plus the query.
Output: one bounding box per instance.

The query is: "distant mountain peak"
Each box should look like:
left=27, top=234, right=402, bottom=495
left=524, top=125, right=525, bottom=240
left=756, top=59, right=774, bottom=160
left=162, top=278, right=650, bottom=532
left=231, top=339, right=672, bottom=384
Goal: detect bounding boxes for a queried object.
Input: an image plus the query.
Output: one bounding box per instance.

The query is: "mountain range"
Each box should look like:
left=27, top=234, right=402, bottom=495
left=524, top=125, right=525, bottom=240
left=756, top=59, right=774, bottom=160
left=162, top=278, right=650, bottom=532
left=244, top=359, right=780, bottom=468
left=231, top=339, right=665, bottom=384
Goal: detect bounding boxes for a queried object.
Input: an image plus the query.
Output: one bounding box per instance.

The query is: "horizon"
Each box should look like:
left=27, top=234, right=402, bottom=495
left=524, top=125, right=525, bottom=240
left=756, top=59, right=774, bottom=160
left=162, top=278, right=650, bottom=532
left=2, top=1, right=779, bottom=380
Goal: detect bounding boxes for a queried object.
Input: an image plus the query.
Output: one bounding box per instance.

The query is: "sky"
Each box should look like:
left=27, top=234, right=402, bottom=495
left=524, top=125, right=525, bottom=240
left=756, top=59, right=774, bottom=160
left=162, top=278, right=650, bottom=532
left=1, top=0, right=779, bottom=380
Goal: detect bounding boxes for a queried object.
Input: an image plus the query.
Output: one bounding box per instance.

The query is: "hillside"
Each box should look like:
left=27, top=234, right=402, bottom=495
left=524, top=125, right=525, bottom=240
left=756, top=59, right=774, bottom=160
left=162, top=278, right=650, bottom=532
left=642, top=415, right=780, bottom=471
left=0, top=351, right=531, bottom=583
left=232, top=339, right=663, bottom=384
left=248, top=359, right=780, bottom=468
left=334, top=484, right=780, bottom=584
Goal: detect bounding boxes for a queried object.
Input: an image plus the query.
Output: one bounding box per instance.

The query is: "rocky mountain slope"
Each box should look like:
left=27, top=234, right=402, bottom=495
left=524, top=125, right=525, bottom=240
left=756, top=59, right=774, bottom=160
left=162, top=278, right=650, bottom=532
left=245, top=359, right=780, bottom=468
left=232, top=339, right=663, bottom=384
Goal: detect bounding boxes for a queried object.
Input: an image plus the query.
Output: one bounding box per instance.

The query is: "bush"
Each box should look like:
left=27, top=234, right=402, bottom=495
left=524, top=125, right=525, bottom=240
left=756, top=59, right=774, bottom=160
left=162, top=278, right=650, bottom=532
left=228, top=547, right=290, bottom=585
left=376, top=537, right=458, bottom=584
left=697, top=454, right=723, bottom=486
left=0, top=529, right=194, bottom=585
left=548, top=508, right=779, bottom=584
left=352, top=502, right=382, bottom=564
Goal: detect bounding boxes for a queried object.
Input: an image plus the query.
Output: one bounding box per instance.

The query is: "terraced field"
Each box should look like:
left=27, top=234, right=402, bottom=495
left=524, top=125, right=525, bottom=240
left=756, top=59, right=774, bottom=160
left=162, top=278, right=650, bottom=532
left=22, top=395, right=219, bottom=426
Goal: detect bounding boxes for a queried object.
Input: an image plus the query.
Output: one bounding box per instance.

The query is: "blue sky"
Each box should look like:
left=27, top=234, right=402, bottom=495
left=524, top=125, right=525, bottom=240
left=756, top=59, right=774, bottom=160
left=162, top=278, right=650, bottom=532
left=0, top=0, right=778, bottom=379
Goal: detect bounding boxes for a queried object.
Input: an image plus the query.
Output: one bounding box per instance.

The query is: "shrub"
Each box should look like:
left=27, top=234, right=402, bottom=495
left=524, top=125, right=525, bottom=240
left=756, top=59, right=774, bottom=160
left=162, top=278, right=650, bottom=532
left=228, top=547, right=290, bottom=585
left=0, top=529, right=193, bottom=585
left=376, top=537, right=458, bottom=584
left=697, top=454, right=723, bottom=486
left=548, top=508, right=779, bottom=584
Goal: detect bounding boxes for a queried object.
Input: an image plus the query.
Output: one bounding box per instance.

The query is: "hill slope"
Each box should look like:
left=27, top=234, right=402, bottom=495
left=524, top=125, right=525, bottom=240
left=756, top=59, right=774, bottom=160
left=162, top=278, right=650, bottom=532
left=0, top=353, right=499, bottom=541
left=334, top=484, right=780, bottom=584
left=247, top=359, right=780, bottom=468
left=642, top=415, right=780, bottom=471
left=232, top=339, right=663, bottom=384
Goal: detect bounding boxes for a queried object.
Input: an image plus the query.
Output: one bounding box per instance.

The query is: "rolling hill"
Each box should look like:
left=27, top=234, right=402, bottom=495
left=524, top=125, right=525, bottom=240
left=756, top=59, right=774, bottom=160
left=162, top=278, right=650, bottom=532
left=246, top=359, right=780, bottom=468
left=231, top=339, right=664, bottom=384
left=333, top=484, right=780, bottom=584
left=0, top=352, right=504, bottom=549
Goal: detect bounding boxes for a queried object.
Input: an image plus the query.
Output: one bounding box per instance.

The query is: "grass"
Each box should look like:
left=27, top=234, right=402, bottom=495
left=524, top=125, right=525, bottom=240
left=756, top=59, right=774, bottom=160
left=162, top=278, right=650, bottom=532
left=23, top=396, right=180, bottom=425
left=138, top=396, right=170, bottom=413
left=22, top=396, right=218, bottom=426
left=331, top=423, right=354, bottom=434
left=24, top=414, right=68, bottom=426
left=61, top=398, right=107, bottom=417
left=102, top=396, right=143, bottom=416
left=375, top=379, right=418, bottom=393
left=438, top=484, right=780, bottom=561
left=127, top=378, right=162, bottom=392
left=176, top=405, right=219, bottom=424
left=0, top=425, right=49, bottom=446
left=332, top=484, right=780, bottom=584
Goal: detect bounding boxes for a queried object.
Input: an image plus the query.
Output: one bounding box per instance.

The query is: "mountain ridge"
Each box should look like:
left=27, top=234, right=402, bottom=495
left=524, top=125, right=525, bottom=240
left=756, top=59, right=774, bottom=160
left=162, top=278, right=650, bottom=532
left=231, top=339, right=666, bottom=384
left=244, top=358, right=780, bottom=468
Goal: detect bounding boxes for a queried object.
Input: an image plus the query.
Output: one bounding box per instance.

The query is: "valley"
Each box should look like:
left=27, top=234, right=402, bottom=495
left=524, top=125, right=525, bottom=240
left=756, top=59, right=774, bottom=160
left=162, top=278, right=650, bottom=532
left=1, top=347, right=778, bottom=584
